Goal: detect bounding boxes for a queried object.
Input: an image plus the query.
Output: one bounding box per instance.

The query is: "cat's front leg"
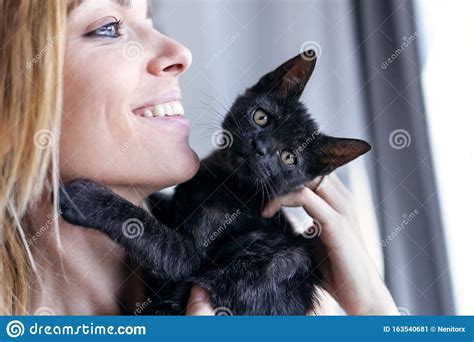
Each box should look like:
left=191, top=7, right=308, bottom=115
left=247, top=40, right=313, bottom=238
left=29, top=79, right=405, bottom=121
left=59, top=178, right=123, bottom=230
left=59, top=178, right=202, bottom=280
left=147, top=191, right=175, bottom=227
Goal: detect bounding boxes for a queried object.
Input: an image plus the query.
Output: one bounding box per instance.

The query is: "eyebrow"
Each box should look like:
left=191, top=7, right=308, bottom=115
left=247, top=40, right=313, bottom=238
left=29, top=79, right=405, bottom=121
left=73, top=0, right=130, bottom=9
left=113, top=0, right=131, bottom=9
left=69, top=0, right=152, bottom=18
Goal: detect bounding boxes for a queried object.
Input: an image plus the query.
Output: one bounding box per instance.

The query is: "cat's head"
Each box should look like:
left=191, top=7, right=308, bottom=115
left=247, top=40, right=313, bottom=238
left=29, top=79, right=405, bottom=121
left=221, top=50, right=371, bottom=195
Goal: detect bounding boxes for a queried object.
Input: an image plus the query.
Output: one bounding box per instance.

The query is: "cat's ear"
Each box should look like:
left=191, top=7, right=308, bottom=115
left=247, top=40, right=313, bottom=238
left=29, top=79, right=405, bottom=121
left=247, top=50, right=317, bottom=101
left=314, top=135, right=372, bottom=175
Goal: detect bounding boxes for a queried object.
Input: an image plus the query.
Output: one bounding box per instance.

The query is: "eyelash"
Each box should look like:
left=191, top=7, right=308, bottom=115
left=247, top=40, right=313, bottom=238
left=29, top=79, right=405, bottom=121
left=85, top=19, right=124, bottom=38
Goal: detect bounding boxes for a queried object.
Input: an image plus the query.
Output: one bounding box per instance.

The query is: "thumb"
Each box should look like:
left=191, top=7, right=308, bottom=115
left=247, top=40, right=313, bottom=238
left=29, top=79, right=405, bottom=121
left=185, top=286, right=215, bottom=316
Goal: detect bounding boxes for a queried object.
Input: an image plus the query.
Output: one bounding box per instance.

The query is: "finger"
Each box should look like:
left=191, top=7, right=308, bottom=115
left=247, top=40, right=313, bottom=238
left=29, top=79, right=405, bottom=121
left=314, top=176, right=352, bottom=215
left=263, top=176, right=324, bottom=217
left=185, top=286, right=215, bottom=316
left=328, top=172, right=353, bottom=200
left=262, top=186, right=309, bottom=217
left=263, top=187, right=339, bottom=227
left=262, top=188, right=306, bottom=218
left=304, top=175, right=351, bottom=215
left=261, top=197, right=284, bottom=217
left=304, top=176, right=325, bottom=191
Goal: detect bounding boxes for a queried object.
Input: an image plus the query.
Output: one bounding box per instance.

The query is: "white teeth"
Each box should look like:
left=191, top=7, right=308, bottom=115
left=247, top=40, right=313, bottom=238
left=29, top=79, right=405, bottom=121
left=150, top=101, right=184, bottom=117
left=144, top=109, right=153, bottom=117
left=174, top=101, right=185, bottom=114
left=163, top=103, right=172, bottom=115
left=154, top=105, right=165, bottom=117
left=170, top=101, right=180, bottom=113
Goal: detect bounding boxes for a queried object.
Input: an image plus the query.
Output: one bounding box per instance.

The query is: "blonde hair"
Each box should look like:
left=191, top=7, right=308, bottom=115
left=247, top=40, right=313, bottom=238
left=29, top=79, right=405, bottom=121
left=0, top=0, right=69, bottom=314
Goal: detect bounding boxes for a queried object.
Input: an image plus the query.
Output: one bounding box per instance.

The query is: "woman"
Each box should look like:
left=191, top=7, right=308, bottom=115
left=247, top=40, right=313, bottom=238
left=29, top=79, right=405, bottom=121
left=0, top=0, right=398, bottom=315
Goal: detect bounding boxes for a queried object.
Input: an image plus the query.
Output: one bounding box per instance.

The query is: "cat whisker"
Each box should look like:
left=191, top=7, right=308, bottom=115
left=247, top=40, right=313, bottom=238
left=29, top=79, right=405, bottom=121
left=194, top=101, right=245, bottom=138
left=199, top=93, right=246, bottom=133
left=258, top=179, right=266, bottom=210
left=195, top=124, right=224, bottom=132
left=265, top=176, right=280, bottom=200
left=193, top=105, right=227, bottom=123
left=200, top=91, right=232, bottom=113
left=262, top=181, right=271, bottom=209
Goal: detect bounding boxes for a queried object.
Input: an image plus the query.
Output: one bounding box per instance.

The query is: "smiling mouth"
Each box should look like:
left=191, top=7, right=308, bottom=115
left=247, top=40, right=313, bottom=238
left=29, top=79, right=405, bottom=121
left=133, top=100, right=185, bottom=118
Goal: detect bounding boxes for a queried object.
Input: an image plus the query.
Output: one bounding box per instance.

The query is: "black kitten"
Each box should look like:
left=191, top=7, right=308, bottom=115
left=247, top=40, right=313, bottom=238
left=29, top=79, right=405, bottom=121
left=59, top=50, right=371, bottom=315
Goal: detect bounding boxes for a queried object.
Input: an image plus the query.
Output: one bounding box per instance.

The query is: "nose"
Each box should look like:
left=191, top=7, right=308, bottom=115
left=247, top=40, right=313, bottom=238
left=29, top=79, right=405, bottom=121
left=147, top=33, right=192, bottom=77
left=253, top=140, right=267, bottom=157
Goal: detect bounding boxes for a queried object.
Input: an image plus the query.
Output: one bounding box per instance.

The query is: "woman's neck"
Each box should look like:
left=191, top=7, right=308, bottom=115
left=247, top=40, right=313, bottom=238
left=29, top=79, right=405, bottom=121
left=27, top=191, right=145, bottom=315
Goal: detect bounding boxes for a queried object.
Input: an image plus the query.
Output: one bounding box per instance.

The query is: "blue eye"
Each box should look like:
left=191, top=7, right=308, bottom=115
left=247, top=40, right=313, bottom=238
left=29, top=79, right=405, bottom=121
left=85, top=19, right=124, bottom=38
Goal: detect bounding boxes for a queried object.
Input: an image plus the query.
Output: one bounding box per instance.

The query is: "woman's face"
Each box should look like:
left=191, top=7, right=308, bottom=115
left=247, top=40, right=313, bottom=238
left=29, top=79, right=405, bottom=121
left=61, top=0, right=199, bottom=200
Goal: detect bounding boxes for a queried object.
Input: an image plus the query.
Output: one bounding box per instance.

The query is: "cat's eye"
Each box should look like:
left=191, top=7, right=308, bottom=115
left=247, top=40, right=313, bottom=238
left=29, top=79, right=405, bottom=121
left=253, top=109, right=269, bottom=127
left=280, top=150, right=297, bottom=166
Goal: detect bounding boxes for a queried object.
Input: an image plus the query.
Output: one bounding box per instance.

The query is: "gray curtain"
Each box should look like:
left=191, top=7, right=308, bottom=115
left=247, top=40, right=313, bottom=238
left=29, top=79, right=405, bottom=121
left=354, top=0, right=455, bottom=314
left=153, top=0, right=455, bottom=314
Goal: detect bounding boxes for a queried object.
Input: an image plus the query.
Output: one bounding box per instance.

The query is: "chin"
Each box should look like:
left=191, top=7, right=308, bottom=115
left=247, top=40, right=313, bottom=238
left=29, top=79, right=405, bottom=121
left=125, top=144, right=200, bottom=194
left=178, top=147, right=200, bottom=181
left=163, top=145, right=200, bottom=186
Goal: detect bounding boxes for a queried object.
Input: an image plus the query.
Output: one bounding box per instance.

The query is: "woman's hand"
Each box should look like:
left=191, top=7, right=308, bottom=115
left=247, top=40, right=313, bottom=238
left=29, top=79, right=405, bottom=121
left=185, top=286, right=215, bottom=315
left=261, top=172, right=399, bottom=315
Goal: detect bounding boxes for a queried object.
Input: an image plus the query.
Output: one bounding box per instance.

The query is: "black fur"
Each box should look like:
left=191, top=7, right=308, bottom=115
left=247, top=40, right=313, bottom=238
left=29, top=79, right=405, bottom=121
left=59, top=50, right=371, bottom=315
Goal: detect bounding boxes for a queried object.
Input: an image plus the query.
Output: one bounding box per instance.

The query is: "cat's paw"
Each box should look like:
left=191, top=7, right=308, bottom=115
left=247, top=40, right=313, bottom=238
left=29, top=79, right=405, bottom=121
left=59, top=178, right=113, bottom=229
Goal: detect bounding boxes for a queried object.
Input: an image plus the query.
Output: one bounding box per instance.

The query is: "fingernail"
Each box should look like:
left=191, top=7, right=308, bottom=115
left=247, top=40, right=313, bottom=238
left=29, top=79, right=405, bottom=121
left=315, top=176, right=326, bottom=190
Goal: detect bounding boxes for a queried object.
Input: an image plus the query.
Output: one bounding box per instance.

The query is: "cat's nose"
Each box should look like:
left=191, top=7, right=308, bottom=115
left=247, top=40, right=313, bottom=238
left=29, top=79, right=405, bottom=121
left=253, top=140, right=267, bottom=157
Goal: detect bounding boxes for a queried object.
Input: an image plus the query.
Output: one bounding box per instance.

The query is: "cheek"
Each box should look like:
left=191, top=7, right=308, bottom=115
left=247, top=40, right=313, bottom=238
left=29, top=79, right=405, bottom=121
left=60, top=50, right=199, bottom=190
left=60, top=55, right=137, bottom=180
